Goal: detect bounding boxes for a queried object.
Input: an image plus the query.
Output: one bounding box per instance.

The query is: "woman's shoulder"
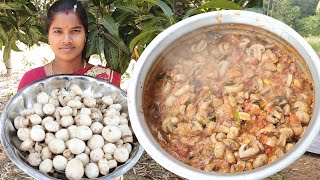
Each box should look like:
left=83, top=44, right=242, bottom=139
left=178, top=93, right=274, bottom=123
left=18, top=66, right=46, bottom=91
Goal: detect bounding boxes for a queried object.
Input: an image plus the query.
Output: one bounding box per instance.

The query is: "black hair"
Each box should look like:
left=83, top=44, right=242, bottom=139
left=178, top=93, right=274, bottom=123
left=45, top=0, right=88, bottom=59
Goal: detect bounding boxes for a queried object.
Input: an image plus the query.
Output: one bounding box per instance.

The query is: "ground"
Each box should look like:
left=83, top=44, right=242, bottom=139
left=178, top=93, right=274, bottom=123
left=0, top=47, right=320, bottom=179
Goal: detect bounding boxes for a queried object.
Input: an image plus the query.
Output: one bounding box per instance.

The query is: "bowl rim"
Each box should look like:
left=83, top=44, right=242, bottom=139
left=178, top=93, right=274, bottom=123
left=0, top=74, right=144, bottom=180
left=128, top=10, right=320, bottom=180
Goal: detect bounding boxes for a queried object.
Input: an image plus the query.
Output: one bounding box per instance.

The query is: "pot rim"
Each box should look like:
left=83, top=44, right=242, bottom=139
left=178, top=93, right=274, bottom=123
left=128, top=10, right=320, bottom=180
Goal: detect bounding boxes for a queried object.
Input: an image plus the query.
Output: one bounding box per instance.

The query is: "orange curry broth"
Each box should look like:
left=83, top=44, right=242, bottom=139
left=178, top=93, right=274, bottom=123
left=143, top=24, right=314, bottom=173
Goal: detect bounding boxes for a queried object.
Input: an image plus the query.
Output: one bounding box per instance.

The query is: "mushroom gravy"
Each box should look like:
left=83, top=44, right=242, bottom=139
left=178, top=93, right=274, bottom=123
left=143, top=24, right=314, bottom=173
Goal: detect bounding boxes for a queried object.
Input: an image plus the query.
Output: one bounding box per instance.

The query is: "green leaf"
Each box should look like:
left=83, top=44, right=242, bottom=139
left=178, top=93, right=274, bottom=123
left=18, top=17, right=31, bottom=26
left=104, top=0, right=116, bottom=5
left=0, top=2, right=24, bottom=10
left=114, top=4, right=139, bottom=13
left=183, top=8, right=197, bottom=19
left=27, top=26, right=42, bottom=44
left=143, top=0, right=174, bottom=23
left=92, top=0, right=100, bottom=6
left=199, top=0, right=243, bottom=10
left=129, top=29, right=160, bottom=52
left=16, top=30, right=31, bottom=45
left=0, top=24, right=8, bottom=44
left=86, top=31, right=97, bottom=58
left=98, top=16, right=119, bottom=37
left=0, top=39, right=3, bottom=50
left=102, top=32, right=129, bottom=54
left=98, top=37, right=105, bottom=60
left=0, top=16, right=17, bottom=29
left=113, top=11, right=131, bottom=23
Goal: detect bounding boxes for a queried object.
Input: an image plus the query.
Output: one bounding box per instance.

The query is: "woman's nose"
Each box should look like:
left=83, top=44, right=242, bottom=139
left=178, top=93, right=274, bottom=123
left=62, top=33, right=72, bottom=44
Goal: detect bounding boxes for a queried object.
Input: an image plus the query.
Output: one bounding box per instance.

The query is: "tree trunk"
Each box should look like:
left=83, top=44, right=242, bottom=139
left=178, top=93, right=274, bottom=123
left=4, top=53, right=12, bottom=77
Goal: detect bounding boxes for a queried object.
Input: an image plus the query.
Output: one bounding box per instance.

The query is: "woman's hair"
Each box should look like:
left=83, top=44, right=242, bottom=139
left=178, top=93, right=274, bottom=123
left=45, top=0, right=88, bottom=59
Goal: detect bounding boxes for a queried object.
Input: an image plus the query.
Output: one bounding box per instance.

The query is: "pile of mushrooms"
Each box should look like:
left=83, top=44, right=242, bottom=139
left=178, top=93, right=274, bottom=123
left=14, top=84, right=134, bottom=179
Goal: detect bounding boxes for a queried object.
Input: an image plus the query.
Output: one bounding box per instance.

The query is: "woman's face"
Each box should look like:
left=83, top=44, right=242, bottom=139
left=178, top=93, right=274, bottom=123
left=48, top=11, right=86, bottom=62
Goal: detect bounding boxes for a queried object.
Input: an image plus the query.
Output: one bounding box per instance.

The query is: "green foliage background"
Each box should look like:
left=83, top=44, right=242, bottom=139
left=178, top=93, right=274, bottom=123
left=265, top=0, right=320, bottom=54
left=2, top=0, right=320, bottom=75
left=0, top=0, right=261, bottom=74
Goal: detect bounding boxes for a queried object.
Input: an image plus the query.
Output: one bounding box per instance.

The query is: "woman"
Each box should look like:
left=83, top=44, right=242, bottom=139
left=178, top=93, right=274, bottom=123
left=18, top=0, right=121, bottom=91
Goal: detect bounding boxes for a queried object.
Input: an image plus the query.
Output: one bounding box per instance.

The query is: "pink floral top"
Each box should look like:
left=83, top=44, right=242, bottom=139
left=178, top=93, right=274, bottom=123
left=18, top=65, right=121, bottom=91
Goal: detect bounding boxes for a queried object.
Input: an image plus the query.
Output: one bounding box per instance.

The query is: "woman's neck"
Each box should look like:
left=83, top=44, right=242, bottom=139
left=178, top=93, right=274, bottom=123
left=52, top=58, right=86, bottom=75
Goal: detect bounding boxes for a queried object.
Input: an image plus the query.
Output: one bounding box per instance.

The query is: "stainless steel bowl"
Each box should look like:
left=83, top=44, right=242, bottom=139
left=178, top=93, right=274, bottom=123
left=0, top=75, right=144, bottom=180
left=127, top=10, right=320, bottom=180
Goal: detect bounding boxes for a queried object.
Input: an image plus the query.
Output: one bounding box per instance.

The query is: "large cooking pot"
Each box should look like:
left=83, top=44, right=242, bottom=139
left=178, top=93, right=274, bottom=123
left=127, top=10, right=320, bottom=179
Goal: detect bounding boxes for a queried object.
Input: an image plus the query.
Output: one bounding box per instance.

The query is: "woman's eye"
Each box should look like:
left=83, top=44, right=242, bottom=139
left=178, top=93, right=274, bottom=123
left=73, top=30, right=81, bottom=33
left=53, top=30, right=61, bottom=33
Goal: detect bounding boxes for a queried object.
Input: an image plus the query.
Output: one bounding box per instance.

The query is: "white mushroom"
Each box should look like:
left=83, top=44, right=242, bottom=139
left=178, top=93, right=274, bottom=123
left=41, top=116, right=54, bottom=126
left=246, top=44, right=265, bottom=61
left=41, top=147, right=52, bottom=160
left=75, top=153, right=90, bottom=167
left=108, top=159, right=118, bottom=169
left=85, top=163, right=99, bottom=179
left=118, top=124, right=132, bottom=137
left=239, top=143, right=260, bottom=159
left=75, top=114, right=92, bottom=126
left=60, top=106, right=73, bottom=116
left=87, top=135, right=104, bottom=150
left=60, top=116, right=74, bottom=127
left=42, top=103, right=56, bottom=115
left=17, top=128, right=30, bottom=141
left=67, top=100, right=82, bottom=109
left=67, top=125, right=78, bottom=139
left=45, top=133, right=55, bottom=144
left=50, top=89, right=60, bottom=98
left=33, top=103, right=45, bottom=117
left=39, top=159, right=53, bottom=174
left=14, top=116, right=27, bottom=129
left=83, top=97, right=96, bottom=108
left=55, top=129, right=70, bottom=141
left=98, top=158, right=110, bottom=175
left=114, top=147, right=129, bottom=163
left=65, top=159, right=84, bottom=180
left=44, top=120, right=60, bottom=132
left=80, top=108, right=91, bottom=115
left=70, top=84, right=83, bottom=96
left=30, top=126, right=46, bottom=142
left=103, top=143, right=117, bottom=155
left=90, top=122, right=104, bottom=134
left=63, top=149, right=74, bottom=160
left=66, top=138, right=86, bottom=155
left=102, top=96, right=113, bottom=106
left=52, top=155, right=68, bottom=171
left=102, top=126, right=122, bottom=143
left=104, top=153, right=113, bottom=160
left=20, top=138, right=35, bottom=151
left=76, top=126, right=93, bottom=141
left=296, top=110, right=310, bottom=124
left=48, top=138, right=66, bottom=154
left=90, top=148, right=104, bottom=163
left=27, top=152, right=42, bottom=166
left=49, top=98, right=60, bottom=107
left=253, top=154, right=268, bottom=168
left=123, top=136, right=133, bottom=143
left=103, top=115, right=120, bottom=126
left=124, top=143, right=132, bottom=154
left=37, top=92, right=49, bottom=105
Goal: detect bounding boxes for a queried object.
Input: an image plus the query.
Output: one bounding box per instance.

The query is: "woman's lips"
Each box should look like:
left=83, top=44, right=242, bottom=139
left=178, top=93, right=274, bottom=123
left=59, top=47, right=75, bottom=52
